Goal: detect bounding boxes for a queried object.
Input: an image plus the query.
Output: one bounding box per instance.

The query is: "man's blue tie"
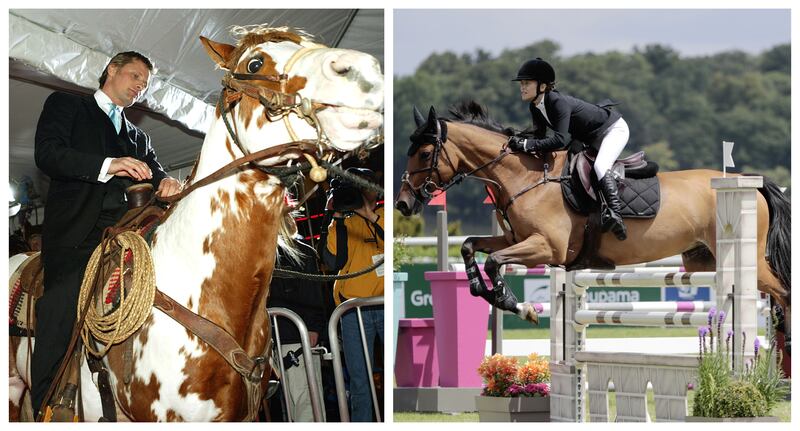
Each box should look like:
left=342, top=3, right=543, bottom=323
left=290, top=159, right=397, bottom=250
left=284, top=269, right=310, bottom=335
left=108, top=104, right=121, bottom=133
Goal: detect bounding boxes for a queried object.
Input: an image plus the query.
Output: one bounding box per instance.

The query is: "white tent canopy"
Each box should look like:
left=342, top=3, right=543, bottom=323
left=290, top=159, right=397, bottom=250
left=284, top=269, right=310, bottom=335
left=8, top=9, right=383, bottom=207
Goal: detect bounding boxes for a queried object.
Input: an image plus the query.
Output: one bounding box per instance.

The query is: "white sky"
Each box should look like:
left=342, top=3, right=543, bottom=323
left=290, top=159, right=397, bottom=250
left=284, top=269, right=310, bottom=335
left=394, top=9, right=790, bottom=76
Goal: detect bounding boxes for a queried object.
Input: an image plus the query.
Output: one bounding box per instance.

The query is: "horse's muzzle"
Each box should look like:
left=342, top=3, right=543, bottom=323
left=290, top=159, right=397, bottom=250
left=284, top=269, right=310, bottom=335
left=394, top=192, right=421, bottom=217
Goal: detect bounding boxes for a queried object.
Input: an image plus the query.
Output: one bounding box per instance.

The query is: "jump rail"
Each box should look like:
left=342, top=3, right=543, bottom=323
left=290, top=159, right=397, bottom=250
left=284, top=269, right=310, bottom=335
left=549, top=176, right=763, bottom=422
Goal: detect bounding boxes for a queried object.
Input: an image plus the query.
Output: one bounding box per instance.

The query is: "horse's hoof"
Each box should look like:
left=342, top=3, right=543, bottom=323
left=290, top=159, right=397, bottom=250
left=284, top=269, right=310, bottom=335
left=518, top=302, right=540, bottom=325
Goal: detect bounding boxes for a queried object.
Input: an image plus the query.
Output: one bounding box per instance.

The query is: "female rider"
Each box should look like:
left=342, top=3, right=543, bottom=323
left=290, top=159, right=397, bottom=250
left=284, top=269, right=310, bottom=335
left=508, top=58, right=629, bottom=240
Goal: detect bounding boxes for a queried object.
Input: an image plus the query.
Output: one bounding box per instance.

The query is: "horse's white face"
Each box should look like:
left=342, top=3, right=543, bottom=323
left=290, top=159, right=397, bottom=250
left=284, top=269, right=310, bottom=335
left=202, top=32, right=383, bottom=155
left=286, top=44, right=384, bottom=151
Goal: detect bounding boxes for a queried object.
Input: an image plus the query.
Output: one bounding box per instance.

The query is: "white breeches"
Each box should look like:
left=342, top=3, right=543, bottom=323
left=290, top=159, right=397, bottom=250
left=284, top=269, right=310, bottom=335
left=594, top=117, right=630, bottom=180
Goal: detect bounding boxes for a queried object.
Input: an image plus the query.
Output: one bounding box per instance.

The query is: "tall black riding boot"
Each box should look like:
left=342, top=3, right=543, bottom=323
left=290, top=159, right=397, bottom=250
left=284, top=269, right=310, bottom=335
left=599, top=170, right=627, bottom=241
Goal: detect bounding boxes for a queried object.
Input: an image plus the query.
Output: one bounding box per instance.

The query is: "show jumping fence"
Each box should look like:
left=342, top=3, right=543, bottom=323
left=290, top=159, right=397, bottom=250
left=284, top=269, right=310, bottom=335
left=548, top=176, right=763, bottom=422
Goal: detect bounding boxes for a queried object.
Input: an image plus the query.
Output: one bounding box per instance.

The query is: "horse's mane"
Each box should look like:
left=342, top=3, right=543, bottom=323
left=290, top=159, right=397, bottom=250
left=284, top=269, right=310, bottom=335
left=444, top=101, right=515, bottom=137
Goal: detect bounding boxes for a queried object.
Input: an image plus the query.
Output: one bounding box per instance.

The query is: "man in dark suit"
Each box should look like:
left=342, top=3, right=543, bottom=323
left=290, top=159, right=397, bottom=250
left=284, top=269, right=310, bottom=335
left=508, top=58, right=630, bottom=241
left=31, top=51, right=182, bottom=416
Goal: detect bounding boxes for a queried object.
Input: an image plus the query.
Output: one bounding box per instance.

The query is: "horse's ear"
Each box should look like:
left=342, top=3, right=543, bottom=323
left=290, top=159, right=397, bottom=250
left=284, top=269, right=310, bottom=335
left=427, top=106, right=438, bottom=123
left=413, top=106, right=425, bottom=127
left=200, top=36, right=235, bottom=70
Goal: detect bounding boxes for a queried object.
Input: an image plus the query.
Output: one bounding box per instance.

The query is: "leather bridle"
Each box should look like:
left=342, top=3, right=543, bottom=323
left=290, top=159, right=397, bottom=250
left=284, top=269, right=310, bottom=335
left=401, top=119, right=508, bottom=206
left=218, top=44, right=382, bottom=161
left=218, top=45, right=333, bottom=159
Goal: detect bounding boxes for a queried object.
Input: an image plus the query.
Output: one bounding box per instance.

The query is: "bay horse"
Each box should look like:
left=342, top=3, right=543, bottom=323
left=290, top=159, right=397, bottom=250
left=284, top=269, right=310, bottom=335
left=395, top=103, right=790, bottom=357
left=10, top=26, right=383, bottom=421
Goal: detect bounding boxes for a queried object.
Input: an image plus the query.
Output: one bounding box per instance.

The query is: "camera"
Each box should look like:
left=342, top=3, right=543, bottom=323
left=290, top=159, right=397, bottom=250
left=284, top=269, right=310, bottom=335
left=329, top=176, right=363, bottom=215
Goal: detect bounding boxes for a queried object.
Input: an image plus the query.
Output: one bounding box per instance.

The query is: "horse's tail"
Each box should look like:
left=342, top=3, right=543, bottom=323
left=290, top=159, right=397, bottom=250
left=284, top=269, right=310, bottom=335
left=755, top=175, right=791, bottom=305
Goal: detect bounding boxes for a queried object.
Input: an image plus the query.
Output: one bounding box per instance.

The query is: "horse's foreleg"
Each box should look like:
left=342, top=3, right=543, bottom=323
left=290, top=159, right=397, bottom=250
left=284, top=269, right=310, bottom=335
left=460, top=235, right=511, bottom=302
left=484, top=234, right=554, bottom=325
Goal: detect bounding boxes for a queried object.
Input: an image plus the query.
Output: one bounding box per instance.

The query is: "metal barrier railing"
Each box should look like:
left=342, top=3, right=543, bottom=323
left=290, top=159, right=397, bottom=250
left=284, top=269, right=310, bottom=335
left=267, top=307, right=325, bottom=422
left=327, top=296, right=384, bottom=422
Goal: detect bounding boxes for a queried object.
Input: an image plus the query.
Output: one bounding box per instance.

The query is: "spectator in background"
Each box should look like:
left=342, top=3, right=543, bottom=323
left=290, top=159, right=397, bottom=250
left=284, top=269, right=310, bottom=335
left=27, top=225, right=43, bottom=252
left=320, top=167, right=384, bottom=421
left=267, top=237, right=326, bottom=422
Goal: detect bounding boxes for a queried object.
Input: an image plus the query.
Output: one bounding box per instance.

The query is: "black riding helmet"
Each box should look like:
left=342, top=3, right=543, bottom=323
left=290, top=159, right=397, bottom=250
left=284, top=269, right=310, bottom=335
left=512, top=58, right=556, bottom=84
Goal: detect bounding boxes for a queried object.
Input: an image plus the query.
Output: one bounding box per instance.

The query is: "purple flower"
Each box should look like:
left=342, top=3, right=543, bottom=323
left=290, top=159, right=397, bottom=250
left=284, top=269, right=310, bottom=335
left=742, top=331, right=747, bottom=354
left=523, top=383, right=550, bottom=397
left=707, top=307, right=717, bottom=326
left=726, top=329, right=733, bottom=352
left=507, top=384, right=523, bottom=396
left=717, top=311, right=726, bottom=326
left=754, top=337, right=761, bottom=358
left=687, top=383, right=694, bottom=390
left=698, top=326, right=709, bottom=355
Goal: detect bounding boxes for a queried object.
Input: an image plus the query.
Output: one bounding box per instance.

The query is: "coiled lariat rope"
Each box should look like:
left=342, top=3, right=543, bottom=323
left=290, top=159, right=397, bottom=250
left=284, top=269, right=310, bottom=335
left=79, top=231, right=156, bottom=357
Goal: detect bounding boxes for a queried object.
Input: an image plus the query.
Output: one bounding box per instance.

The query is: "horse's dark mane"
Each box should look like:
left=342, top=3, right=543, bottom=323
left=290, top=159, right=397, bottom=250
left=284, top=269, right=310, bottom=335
left=444, top=101, right=515, bottom=136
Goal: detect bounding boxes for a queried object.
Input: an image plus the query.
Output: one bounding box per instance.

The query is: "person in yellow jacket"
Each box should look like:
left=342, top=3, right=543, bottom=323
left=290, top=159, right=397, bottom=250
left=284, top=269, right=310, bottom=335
left=321, top=167, right=383, bottom=421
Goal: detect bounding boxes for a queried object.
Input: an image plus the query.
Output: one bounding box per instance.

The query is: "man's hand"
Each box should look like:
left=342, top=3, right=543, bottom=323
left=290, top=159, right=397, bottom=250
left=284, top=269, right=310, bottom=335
left=308, top=331, right=319, bottom=347
left=108, top=157, right=152, bottom=181
left=354, top=195, right=378, bottom=222
left=156, top=177, right=182, bottom=197
left=507, top=135, right=528, bottom=152
left=325, top=193, right=344, bottom=218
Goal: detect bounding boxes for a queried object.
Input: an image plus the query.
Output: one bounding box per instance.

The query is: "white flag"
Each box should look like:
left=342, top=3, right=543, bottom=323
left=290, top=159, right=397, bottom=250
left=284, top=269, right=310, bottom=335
left=723, top=141, right=735, bottom=168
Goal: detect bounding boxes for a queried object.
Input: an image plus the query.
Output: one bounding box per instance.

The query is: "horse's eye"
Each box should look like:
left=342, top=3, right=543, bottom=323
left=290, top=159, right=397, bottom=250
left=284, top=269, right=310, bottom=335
left=247, top=57, right=264, bottom=74
left=420, top=151, right=431, bottom=161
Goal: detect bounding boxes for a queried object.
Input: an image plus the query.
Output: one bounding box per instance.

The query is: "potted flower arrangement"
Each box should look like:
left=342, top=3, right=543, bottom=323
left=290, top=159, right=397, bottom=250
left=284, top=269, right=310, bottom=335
left=688, top=308, right=787, bottom=421
left=475, top=353, right=550, bottom=422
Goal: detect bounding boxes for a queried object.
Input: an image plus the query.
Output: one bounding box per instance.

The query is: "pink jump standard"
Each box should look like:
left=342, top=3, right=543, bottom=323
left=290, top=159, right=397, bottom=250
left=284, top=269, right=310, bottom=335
left=426, top=271, right=490, bottom=387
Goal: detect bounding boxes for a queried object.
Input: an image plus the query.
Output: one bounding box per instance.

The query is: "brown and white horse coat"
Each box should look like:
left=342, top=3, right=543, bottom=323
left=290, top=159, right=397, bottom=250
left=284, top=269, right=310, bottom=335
left=10, top=26, right=383, bottom=421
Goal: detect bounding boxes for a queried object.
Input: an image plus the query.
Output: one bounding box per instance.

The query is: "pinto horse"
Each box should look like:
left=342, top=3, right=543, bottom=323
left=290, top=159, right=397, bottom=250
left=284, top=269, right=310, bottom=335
left=10, top=26, right=383, bottom=421
left=395, top=103, right=790, bottom=357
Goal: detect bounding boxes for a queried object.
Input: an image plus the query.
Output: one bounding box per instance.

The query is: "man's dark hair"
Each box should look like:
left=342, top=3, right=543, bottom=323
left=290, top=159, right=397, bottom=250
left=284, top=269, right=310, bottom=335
left=98, top=51, right=154, bottom=88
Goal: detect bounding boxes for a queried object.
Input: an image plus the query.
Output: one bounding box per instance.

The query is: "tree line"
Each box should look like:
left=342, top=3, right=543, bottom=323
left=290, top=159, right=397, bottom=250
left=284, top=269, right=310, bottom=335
left=393, top=41, right=790, bottom=234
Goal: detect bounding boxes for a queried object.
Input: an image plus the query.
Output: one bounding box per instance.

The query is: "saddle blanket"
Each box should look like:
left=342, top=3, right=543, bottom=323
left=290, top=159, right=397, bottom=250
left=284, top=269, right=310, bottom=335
left=561, top=154, right=661, bottom=218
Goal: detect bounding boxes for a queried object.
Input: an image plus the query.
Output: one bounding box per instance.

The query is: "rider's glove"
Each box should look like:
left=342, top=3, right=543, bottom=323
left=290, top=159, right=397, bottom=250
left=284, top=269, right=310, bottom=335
left=508, top=135, right=528, bottom=152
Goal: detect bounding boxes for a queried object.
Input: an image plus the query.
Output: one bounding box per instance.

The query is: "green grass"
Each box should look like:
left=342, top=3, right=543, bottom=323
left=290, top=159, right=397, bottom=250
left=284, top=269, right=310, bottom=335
left=393, top=412, right=479, bottom=422
left=393, top=395, right=791, bottom=422
left=492, top=327, right=767, bottom=339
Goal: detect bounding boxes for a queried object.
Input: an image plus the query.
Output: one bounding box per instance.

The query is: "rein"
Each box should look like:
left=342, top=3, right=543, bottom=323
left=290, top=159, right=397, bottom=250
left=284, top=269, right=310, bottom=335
left=484, top=154, right=570, bottom=242
left=157, top=141, right=319, bottom=204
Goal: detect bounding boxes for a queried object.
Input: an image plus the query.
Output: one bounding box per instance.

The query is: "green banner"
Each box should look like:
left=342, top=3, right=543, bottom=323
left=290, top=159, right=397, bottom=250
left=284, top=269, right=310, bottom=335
left=398, top=264, right=663, bottom=329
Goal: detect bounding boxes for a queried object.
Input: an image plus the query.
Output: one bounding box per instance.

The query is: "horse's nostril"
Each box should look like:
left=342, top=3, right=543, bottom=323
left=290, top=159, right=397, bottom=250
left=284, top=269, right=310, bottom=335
left=330, top=60, right=352, bottom=76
